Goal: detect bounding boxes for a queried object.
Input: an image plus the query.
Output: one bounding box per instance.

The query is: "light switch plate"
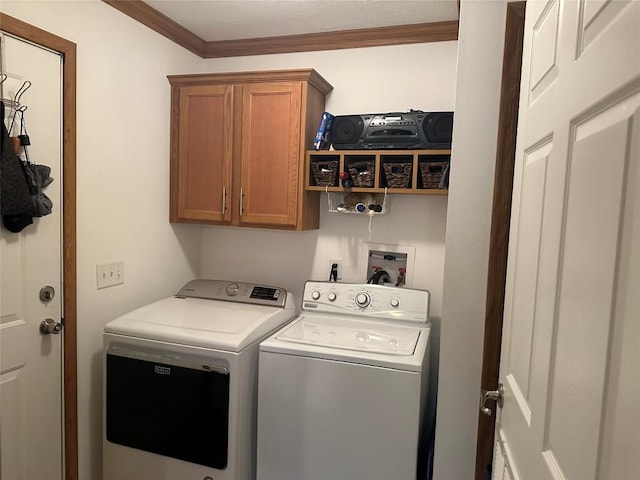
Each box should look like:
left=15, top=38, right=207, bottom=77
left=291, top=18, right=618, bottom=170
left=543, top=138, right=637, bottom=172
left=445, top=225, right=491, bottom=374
left=96, top=261, right=124, bottom=289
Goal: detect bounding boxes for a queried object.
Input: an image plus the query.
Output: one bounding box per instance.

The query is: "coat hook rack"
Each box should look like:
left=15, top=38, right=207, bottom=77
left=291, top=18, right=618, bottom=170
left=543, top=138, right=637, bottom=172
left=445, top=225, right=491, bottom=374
left=1, top=76, right=31, bottom=110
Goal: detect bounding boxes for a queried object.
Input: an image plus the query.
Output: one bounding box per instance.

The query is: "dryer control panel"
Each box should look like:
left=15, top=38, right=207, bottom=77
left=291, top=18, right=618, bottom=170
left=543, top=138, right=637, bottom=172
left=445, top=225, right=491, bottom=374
left=302, top=281, right=429, bottom=324
left=176, top=279, right=288, bottom=308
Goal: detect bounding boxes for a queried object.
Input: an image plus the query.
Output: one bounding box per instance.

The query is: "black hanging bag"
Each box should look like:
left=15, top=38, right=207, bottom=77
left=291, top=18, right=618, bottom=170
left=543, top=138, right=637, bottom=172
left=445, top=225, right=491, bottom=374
left=1, top=101, right=54, bottom=232
left=1, top=101, right=36, bottom=231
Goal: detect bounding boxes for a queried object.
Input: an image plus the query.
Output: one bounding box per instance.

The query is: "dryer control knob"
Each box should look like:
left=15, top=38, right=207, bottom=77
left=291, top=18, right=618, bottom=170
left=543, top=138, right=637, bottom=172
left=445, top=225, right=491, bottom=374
left=328, top=292, right=337, bottom=302
left=311, top=290, right=321, bottom=300
left=390, top=298, right=400, bottom=308
left=225, top=283, right=240, bottom=296
left=355, top=292, right=371, bottom=308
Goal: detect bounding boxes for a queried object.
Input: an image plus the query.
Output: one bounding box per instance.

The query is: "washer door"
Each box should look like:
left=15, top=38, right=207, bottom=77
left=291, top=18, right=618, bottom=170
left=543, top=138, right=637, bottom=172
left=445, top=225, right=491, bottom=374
left=106, top=348, right=230, bottom=468
left=276, top=316, right=421, bottom=355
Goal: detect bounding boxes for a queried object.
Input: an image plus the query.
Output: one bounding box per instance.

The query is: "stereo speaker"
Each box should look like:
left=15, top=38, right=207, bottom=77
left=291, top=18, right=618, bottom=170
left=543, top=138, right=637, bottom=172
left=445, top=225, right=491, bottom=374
left=421, top=112, right=454, bottom=146
left=330, top=111, right=453, bottom=150
left=330, top=116, right=367, bottom=146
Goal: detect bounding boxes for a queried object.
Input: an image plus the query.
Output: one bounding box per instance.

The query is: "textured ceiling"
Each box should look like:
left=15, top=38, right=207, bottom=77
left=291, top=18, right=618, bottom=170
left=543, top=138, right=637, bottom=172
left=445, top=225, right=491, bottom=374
left=146, top=0, right=459, bottom=42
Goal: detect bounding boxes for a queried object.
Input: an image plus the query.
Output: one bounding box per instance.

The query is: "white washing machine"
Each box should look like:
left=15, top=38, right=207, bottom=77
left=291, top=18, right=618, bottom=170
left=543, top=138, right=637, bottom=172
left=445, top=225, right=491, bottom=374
left=103, top=279, right=296, bottom=480
left=257, top=281, right=431, bottom=480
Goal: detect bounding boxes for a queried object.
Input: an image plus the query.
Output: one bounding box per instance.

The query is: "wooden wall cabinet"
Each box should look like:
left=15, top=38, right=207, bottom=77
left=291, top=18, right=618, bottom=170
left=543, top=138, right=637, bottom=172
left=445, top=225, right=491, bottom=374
left=168, top=69, right=332, bottom=230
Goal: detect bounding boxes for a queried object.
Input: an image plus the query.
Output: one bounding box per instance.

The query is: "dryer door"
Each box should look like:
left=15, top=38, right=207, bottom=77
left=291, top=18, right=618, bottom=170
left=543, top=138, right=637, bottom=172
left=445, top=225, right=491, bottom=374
left=106, top=348, right=230, bottom=468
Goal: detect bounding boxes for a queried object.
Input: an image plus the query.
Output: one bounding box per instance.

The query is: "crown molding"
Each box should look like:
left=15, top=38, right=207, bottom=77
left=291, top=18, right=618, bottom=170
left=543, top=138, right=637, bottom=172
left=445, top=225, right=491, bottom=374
left=103, top=0, right=206, bottom=56
left=203, top=21, right=458, bottom=58
left=103, top=0, right=458, bottom=58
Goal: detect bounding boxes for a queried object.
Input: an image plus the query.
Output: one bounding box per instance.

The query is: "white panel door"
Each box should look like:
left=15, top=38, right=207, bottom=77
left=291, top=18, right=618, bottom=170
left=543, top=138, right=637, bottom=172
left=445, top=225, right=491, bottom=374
left=0, top=34, right=63, bottom=480
left=495, top=1, right=639, bottom=479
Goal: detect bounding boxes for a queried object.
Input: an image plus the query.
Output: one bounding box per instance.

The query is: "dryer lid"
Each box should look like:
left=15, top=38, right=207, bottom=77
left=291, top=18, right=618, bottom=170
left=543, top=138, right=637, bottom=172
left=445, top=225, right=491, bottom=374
left=104, top=294, right=296, bottom=351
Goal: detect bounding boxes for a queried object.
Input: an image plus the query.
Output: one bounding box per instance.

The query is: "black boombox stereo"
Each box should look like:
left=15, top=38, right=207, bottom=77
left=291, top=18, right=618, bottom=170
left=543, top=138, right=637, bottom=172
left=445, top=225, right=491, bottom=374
left=330, top=111, right=453, bottom=150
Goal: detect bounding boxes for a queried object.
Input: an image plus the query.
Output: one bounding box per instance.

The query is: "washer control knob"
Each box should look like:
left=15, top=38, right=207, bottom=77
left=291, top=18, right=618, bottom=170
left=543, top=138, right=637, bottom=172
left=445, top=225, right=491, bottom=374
left=355, top=292, right=371, bottom=308
left=225, top=283, right=240, bottom=296
left=390, top=298, right=400, bottom=308
left=328, top=292, right=337, bottom=302
left=311, top=290, right=321, bottom=300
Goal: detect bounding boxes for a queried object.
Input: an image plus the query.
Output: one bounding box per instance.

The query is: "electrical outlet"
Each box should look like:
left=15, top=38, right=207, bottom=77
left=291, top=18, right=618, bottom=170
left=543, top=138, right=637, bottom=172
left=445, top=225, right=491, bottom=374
left=329, top=258, right=342, bottom=281
left=96, top=261, right=124, bottom=289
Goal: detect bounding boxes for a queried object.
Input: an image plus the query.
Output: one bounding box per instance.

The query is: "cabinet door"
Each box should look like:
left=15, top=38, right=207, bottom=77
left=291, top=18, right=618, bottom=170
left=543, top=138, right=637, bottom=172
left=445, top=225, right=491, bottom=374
left=172, top=84, right=233, bottom=223
left=239, top=82, right=301, bottom=227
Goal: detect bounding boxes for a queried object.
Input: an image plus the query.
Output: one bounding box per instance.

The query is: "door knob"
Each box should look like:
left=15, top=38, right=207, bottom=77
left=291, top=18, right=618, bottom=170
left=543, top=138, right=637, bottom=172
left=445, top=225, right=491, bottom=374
left=480, top=383, right=504, bottom=416
left=40, top=318, right=62, bottom=335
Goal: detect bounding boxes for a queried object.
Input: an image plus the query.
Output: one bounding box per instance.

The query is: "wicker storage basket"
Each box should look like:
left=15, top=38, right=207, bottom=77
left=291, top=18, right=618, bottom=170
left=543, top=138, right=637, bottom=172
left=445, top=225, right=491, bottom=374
left=311, top=160, right=339, bottom=187
left=348, top=160, right=375, bottom=187
left=419, top=161, right=448, bottom=189
left=383, top=162, right=412, bottom=188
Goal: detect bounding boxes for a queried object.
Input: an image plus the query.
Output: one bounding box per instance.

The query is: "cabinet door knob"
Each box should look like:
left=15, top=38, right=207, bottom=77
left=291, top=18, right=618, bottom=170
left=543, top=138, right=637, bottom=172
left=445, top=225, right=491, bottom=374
left=240, top=187, right=244, bottom=216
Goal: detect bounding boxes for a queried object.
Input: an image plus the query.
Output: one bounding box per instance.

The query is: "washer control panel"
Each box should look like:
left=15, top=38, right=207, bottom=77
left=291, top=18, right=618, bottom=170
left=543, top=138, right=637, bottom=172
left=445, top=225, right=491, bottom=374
left=302, top=281, right=430, bottom=324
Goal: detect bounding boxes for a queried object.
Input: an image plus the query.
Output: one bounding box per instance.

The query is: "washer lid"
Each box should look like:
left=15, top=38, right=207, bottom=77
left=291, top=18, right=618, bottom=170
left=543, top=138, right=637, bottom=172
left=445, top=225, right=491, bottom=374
left=276, top=315, right=420, bottom=355
left=104, top=295, right=295, bottom=351
left=262, top=314, right=430, bottom=371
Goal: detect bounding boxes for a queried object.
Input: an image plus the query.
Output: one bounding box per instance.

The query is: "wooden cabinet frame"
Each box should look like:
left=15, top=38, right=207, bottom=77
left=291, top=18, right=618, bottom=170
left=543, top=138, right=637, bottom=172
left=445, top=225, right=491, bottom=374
left=169, top=69, right=332, bottom=230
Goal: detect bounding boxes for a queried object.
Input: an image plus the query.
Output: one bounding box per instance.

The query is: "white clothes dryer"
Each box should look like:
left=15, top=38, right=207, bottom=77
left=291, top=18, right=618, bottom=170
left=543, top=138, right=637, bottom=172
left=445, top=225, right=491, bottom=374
left=103, top=279, right=295, bottom=480
left=257, top=281, right=431, bottom=480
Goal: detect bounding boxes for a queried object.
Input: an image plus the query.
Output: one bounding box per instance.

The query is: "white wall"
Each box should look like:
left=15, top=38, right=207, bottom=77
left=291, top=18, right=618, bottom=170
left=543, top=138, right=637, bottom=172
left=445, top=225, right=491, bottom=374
left=196, top=41, right=456, bottom=371
left=193, top=42, right=457, bottom=315
left=195, top=44, right=457, bottom=437
left=1, top=2, right=502, bottom=479
left=434, top=2, right=508, bottom=479
left=1, top=2, right=204, bottom=479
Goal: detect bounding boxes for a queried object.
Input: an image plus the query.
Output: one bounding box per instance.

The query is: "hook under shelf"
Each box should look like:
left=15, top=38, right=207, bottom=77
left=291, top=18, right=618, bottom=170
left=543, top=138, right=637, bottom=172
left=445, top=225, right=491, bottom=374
left=326, top=187, right=389, bottom=215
